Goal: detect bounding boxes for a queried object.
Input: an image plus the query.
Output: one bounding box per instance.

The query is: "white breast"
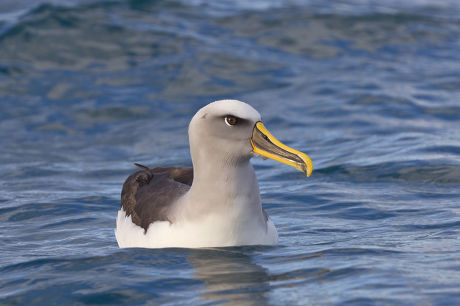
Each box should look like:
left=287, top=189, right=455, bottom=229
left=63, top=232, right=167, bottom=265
left=115, top=208, right=278, bottom=248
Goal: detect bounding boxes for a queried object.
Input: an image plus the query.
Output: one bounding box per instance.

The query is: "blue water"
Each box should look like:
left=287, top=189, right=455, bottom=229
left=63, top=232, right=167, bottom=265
left=1, top=0, right=459, bottom=304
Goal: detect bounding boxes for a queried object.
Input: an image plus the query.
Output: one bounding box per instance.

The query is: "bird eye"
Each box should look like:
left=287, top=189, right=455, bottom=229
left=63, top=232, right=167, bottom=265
left=225, top=115, right=238, bottom=126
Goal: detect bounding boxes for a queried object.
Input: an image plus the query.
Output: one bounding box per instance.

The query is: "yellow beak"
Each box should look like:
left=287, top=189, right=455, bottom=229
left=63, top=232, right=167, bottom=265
left=250, top=122, right=313, bottom=177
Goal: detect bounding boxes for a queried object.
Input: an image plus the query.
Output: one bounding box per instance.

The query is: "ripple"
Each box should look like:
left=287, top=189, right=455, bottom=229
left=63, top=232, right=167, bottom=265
left=398, top=220, right=460, bottom=231
left=316, top=162, right=460, bottom=185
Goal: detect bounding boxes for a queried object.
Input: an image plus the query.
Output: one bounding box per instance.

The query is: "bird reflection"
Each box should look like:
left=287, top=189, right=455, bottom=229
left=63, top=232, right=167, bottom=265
left=187, top=247, right=271, bottom=305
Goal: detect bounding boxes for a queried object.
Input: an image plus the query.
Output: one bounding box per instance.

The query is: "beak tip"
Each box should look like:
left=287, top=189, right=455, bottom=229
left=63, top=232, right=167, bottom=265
left=300, top=155, right=313, bottom=178
left=305, top=167, right=312, bottom=178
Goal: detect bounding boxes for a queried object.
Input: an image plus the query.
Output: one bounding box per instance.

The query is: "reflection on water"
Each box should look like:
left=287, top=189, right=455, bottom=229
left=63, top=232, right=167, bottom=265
left=188, top=248, right=270, bottom=305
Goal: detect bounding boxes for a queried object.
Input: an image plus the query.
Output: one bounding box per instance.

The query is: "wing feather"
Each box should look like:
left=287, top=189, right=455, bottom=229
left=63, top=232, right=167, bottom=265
left=121, top=166, right=193, bottom=232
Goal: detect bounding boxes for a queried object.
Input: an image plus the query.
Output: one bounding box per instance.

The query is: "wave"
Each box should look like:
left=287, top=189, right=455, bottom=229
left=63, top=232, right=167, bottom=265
left=316, top=162, right=460, bottom=185
left=2, top=0, right=460, bottom=36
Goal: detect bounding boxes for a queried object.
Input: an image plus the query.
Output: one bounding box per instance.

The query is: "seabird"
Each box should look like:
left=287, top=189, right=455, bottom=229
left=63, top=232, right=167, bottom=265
left=116, top=100, right=313, bottom=248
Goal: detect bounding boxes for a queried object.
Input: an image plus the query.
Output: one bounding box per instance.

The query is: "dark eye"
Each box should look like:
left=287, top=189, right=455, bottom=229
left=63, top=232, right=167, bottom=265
left=225, top=115, right=238, bottom=126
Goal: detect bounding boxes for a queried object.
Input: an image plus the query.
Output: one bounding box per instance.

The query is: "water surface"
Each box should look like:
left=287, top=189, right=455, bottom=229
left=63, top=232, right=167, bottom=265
left=1, top=0, right=459, bottom=304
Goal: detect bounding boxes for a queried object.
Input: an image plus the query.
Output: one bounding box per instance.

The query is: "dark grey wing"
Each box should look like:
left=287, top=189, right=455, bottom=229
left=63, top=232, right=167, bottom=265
left=150, top=167, right=193, bottom=186
left=121, top=166, right=193, bottom=233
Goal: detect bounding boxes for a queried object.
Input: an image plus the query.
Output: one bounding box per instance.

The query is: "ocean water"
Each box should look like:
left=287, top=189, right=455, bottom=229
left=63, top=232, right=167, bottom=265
left=1, top=0, right=459, bottom=304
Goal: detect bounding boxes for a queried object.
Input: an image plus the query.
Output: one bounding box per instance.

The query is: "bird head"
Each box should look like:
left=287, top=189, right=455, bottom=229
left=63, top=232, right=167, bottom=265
left=189, top=100, right=312, bottom=177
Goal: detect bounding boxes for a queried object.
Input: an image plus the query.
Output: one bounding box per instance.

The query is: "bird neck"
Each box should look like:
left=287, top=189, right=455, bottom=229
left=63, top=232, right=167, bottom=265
left=193, top=156, right=255, bottom=187
left=182, top=156, right=263, bottom=220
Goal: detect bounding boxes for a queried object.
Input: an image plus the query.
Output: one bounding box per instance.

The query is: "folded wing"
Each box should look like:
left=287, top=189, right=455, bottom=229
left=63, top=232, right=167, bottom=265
left=120, top=165, right=193, bottom=232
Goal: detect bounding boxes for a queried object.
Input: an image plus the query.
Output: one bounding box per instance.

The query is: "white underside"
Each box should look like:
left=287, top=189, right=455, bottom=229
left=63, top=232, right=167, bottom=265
left=115, top=209, right=278, bottom=248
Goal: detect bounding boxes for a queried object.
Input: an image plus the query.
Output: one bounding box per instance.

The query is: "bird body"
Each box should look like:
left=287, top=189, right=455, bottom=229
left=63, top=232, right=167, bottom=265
left=115, top=100, right=312, bottom=248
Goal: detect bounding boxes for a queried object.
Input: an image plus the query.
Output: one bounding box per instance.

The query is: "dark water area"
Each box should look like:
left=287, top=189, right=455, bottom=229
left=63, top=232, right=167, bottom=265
left=1, top=0, right=459, bottom=304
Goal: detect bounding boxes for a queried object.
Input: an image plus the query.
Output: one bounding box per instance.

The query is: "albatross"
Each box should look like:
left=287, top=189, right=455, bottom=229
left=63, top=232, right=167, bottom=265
left=116, top=100, right=313, bottom=248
